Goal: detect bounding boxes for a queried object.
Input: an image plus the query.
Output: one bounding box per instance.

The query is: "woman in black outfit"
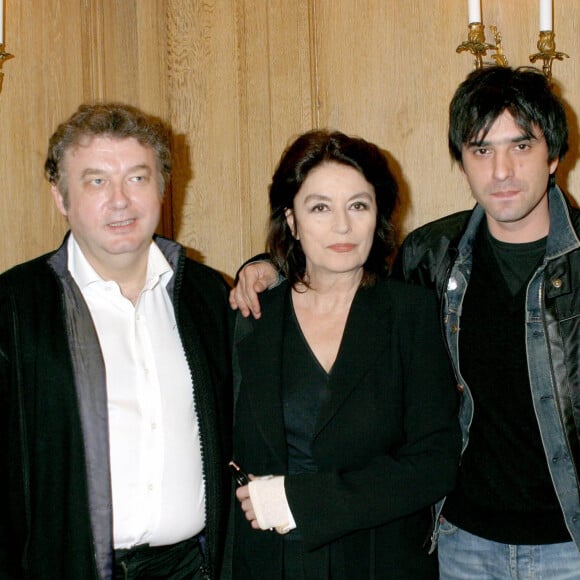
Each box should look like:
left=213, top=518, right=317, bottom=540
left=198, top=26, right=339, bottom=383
left=230, top=130, right=461, bottom=579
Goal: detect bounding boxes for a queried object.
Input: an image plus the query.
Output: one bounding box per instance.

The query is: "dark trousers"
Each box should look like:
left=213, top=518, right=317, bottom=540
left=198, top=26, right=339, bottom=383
left=114, top=534, right=208, bottom=580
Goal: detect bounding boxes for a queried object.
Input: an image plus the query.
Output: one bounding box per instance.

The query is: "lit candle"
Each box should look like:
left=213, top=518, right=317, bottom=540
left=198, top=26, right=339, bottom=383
left=539, top=0, right=552, bottom=31
left=468, top=0, right=482, bottom=24
left=0, top=0, right=4, bottom=46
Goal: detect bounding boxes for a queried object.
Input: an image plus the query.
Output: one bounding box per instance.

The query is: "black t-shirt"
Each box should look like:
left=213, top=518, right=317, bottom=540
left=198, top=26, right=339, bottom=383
left=443, top=222, right=571, bottom=544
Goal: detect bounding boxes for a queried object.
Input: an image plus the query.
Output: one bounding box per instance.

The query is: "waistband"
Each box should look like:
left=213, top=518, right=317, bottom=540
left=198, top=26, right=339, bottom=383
left=114, top=530, right=206, bottom=561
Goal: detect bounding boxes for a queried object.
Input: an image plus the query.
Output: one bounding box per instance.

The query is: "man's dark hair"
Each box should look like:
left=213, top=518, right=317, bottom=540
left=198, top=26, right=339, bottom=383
left=449, top=66, right=568, bottom=164
left=267, top=129, right=399, bottom=288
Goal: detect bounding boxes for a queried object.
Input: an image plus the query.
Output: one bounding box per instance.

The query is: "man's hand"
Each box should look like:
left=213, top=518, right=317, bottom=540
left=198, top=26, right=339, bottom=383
left=229, top=262, right=278, bottom=319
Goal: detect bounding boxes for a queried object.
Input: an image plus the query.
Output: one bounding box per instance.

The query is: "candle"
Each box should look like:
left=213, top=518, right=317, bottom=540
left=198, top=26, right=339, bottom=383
left=468, top=0, right=482, bottom=24
left=0, top=0, right=4, bottom=46
left=539, top=0, right=552, bottom=31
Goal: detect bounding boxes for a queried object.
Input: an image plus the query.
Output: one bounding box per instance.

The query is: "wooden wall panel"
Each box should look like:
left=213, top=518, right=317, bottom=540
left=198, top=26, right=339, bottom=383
left=167, top=0, right=312, bottom=278
left=79, top=1, right=167, bottom=118
left=234, top=1, right=313, bottom=259
left=311, top=0, right=580, bottom=240
left=0, top=0, right=85, bottom=272
left=164, top=0, right=578, bottom=277
left=0, top=0, right=167, bottom=273
left=166, top=0, right=242, bottom=277
left=0, top=0, right=578, bottom=280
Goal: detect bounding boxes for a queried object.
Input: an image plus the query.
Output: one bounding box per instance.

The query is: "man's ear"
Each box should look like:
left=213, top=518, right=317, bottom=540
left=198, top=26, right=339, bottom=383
left=284, top=207, right=299, bottom=240
left=50, top=184, right=68, bottom=217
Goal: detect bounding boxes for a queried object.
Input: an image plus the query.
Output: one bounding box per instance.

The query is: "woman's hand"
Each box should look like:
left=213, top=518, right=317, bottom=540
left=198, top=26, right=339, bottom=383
left=235, top=478, right=262, bottom=530
left=235, top=475, right=296, bottom=533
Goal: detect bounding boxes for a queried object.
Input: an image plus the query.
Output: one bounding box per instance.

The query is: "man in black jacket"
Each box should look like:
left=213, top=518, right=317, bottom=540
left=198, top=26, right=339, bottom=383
left=0, top=103, right=232, bottom=579
left=230, top=66, right=580, bottom=578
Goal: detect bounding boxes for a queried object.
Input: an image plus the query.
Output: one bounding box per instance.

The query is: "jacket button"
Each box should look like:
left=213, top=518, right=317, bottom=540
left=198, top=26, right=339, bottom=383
left=552, top=278, right=563, bottom=288
left=457, top=384, right=464, bottom=392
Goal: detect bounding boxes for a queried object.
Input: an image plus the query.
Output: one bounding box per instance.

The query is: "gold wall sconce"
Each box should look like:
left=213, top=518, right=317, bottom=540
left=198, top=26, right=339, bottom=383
left=530, top=30, right=569, bottom=82
left=457, top=0, right=568, bottom=83
left=0, top=0, right=13, bottom=94
left=456, top=22, right=508, bottom=70
left=0, top=47, right=13, bottom=93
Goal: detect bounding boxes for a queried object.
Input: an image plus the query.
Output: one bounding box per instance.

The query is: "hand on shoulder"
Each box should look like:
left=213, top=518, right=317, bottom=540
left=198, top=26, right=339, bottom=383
left=229, top=261, right=279, bottom=319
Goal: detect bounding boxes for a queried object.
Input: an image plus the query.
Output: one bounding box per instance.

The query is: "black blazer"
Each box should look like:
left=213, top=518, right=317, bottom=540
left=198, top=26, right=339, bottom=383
left=231, top=278, right=461, bottom=579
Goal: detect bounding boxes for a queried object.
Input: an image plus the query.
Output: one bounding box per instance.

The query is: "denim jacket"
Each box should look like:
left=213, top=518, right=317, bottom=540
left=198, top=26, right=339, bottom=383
left=394, top=186, right=580, bottom=552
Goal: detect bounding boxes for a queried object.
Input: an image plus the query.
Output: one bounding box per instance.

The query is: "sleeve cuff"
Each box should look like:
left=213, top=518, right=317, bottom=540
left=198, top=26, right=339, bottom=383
left=248, top=476, right=296, bottom=533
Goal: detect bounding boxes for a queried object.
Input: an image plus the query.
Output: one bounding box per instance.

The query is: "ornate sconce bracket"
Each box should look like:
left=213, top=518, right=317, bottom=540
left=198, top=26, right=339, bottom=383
left=529, top=31, right=568, bottom=83
left=456, top=23, right=508, bottom=70
left=0, top=44, right=14, bottom=93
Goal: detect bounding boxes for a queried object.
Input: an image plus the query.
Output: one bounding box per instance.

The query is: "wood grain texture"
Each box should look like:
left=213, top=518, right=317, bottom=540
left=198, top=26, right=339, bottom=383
left=216, top=0, right=579, bottom=267
left=0, top=0, right=578, bottom=278
left=0, top=0, right=168, bottom=272
left=166, top=0, right=241, bottom=277
left=0, top=0, right=85, bottom=271
left=234, top=1, right=313, bottom=259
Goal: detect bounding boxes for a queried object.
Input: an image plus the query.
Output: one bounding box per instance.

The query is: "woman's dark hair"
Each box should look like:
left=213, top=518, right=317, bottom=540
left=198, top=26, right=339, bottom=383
left=44, top=102, right=172, bottom=207
left=449, top=66, right=568, bottom=164
left=267, top=129, right=398, bottom=288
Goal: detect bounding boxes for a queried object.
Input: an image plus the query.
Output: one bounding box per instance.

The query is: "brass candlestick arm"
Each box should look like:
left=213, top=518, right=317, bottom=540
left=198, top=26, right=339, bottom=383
left=530, top=31, right=568, bottom=82
left=489, top=26, right=508, bottom=67
left=456, top=23, right=494, bottom=69
left=0, top=43, right=14, bottom=93
left=457, top=23, right=507, bottom=70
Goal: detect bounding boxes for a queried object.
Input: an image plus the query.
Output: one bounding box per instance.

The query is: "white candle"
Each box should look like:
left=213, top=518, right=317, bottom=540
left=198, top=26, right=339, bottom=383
left=468, top=0, right=482, bottom=24
left=539, top=0, right=552, bottom=31
left=0, top=0, right=4, bottom=46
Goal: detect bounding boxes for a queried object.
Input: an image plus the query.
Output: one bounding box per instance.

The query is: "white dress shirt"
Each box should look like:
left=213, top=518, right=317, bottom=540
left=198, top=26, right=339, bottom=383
left=68, top=235, right=205, bottom=548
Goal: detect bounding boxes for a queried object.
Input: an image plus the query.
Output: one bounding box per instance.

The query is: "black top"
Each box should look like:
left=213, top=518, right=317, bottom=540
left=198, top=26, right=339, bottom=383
left=486, top=226, right=547, bottom=295
left=282, top=299, right=326, bottom=476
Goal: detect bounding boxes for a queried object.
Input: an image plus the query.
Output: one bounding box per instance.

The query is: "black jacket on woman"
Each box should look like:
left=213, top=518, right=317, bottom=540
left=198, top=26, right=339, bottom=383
left=231, top=278, right=461, bottom=579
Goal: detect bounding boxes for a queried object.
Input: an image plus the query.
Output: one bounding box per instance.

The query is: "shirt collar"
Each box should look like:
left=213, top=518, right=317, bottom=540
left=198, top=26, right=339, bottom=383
left=67, top=234, right=174, bottom=291
left=545, top=185, right=580, bottom=260
left=456, top=185, right=580, bottom=263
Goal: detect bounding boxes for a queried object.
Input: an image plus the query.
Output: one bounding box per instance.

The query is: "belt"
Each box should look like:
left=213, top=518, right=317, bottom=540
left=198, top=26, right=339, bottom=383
left=114, top=531, right=207, bottom=579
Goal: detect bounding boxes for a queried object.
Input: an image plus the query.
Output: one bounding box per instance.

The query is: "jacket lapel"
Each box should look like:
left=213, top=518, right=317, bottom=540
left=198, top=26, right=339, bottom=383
left=236, top=284, right=289, bottom=467
left=314, top=283, right=391, bottom=438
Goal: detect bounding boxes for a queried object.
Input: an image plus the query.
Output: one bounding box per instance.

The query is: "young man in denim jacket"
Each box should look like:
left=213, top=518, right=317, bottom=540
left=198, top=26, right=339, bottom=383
left=394, top=66, right=580, bottom=578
